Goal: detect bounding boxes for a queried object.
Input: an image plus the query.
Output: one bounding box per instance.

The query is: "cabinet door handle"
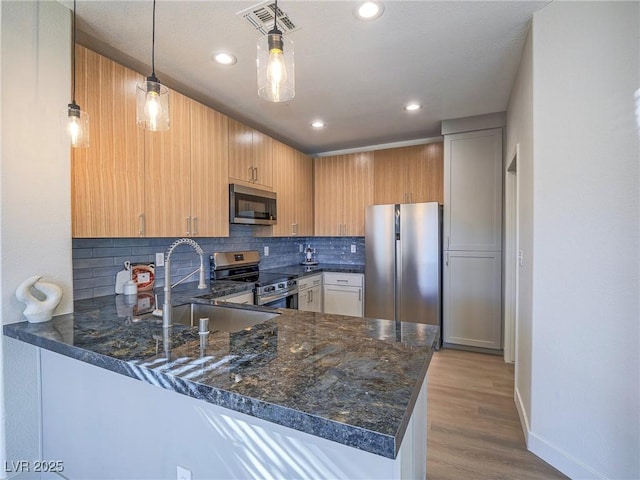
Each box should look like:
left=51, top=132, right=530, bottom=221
left=337, top=279, right=348, bottom=283
left=292, top=223, right=297, bottom=235
left=447, top=235, right=450, bottom=248
left=186, top=216, right=191, bottom=235
left=139, top=213, right=145, bottom=236
left=445, top=252, right=449, bottom=266
left=253, top=167, right=258, bottom=183
left=358, top=289, right=362, bottom=301
left=248, top=166, right=254, bottom=182
left=193, top=216, right=199, bottom=235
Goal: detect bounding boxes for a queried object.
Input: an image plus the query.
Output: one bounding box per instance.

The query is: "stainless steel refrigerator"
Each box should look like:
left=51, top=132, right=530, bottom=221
left=365, top=202, right=442, bottom=340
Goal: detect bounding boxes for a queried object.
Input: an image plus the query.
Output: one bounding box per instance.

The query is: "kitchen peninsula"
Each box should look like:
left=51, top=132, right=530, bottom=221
left=4, top=282, right=438, bottom=479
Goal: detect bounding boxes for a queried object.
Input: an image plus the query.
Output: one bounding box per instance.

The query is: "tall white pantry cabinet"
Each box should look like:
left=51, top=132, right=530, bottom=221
left=443, top=127, right=503, bottom=351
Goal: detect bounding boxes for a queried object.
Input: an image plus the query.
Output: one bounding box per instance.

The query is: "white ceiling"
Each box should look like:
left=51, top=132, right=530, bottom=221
left=71, top=0, right=548, bottom=155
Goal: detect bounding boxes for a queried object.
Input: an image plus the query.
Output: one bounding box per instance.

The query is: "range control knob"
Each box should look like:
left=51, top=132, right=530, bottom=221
left=264, top=285, right=275, bottom=293
left=277, top=283, right=285, bottom=289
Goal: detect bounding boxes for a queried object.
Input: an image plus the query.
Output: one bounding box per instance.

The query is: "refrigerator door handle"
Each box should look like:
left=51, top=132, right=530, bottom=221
left=396, top=237, right=402, bottom=321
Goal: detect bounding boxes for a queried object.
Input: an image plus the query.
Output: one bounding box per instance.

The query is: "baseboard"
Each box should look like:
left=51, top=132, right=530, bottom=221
left=441, top=343, right=503, bottom=356
left=514, top=388, right=608, bottom=479
left=514, top=386, right=530, bottom=446
left=528, top=431, right=607, bottom=479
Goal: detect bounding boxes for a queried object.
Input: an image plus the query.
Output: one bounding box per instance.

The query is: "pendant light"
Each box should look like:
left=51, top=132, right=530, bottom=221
left=257, top=0, right=295, bottom=102
left=67, top=0, right=89, bottom=148
left=137, top=0, right=170, bottom=131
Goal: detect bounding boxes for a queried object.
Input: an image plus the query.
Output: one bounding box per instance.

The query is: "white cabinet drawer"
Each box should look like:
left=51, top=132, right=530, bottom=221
left=297, top=274, right=322, bottom=291
left=323, top=272, right=363, bottom=287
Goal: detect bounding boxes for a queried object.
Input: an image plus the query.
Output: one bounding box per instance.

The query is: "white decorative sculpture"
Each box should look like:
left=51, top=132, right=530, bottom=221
left=15, top=275, right=63, bottom=323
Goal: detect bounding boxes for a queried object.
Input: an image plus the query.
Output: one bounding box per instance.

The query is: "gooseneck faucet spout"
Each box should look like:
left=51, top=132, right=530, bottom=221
left=163, top=238, right=207, bottom=328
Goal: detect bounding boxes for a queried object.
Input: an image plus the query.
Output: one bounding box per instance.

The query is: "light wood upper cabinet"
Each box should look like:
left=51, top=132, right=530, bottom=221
left=71, top=46, right=145, bottom=237
left=145, top=94, right=229, bottom=237
left=228, top=118, right=273, bottom=189
left=270, top=140, right=314, bottom=236
left=71, top=47, right=231, bottom=238
left=295, top=148, right=314, bottom=236
left=227, top=118, right=252, bottom=183
left=190, top=101, right=229, bottom=237
left=373, top=143, right=443, bottom=205
left=143, top=90, right=192, bottom=237
left=314, top=156, right=342, bottom=236
left=314, top=152, right=373, bottom=236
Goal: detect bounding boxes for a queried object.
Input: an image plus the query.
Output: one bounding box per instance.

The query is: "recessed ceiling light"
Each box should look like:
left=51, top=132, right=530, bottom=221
left=213, top=52, right=237, bottom=66
left=404, top=103, right=422, bottom=112
left=355, top=2, right=384, bottom=20
left=311, top=120, right=326, bottom=128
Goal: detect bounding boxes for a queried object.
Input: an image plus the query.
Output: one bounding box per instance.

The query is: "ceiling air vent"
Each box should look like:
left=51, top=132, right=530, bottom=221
left=237, top=1, right=300, bottom=36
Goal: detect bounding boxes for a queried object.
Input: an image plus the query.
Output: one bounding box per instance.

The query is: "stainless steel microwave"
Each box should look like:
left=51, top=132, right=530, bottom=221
left=229, top=184, right=277, bottom=225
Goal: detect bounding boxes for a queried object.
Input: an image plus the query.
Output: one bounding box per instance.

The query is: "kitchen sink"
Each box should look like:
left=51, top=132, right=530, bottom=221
left=169, top=303, right=279, bottom=333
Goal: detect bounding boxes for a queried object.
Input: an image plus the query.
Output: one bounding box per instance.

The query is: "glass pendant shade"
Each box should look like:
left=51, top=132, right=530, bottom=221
left=67, top=102, right=89, bottom=148
left=257, top=30, right=295, bottom=102
left=137, top=75, right=170, bottom=131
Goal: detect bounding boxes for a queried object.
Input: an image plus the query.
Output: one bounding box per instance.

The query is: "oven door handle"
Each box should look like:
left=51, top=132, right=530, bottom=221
left=258, top=288, right=298, bottom=305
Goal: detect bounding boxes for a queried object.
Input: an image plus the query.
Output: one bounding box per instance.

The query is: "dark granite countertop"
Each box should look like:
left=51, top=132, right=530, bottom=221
left=4, top=281, right=437, bottom=459
left=262, top=263, right=365, bottom=278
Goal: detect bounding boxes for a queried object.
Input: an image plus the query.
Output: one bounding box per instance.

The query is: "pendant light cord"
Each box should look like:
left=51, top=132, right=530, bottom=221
left=151, top=0, right=156, bottom=76
left=273, top=0, right=278, bottom=31
left=71, top=0, right=77, bottom=103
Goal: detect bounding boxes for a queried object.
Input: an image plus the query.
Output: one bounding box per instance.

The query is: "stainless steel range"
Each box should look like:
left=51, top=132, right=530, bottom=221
left=210, top=250, right=298, bottom=309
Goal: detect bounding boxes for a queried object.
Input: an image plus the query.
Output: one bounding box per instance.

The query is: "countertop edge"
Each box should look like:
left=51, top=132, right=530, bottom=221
left=3, top=322, right=400, bottom=459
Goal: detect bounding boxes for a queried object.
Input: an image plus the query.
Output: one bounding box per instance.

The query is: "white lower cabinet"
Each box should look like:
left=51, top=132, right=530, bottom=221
left=443, top=251, right=502, bottom=349
left=298, top=274, right=322, bottom=313
left=323, top=273, right=364, bottom=317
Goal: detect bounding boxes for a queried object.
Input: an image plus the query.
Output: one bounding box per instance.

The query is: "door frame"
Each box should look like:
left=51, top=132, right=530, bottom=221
left=503, top=144, right=520, bottom=364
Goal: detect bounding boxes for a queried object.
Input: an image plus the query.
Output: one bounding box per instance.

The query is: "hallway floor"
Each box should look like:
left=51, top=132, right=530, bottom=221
left=427, top=348, right=568, bottom=479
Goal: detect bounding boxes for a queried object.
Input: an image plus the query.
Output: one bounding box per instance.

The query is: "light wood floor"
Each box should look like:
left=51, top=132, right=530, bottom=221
left=427, top=348, right=568, bottom=479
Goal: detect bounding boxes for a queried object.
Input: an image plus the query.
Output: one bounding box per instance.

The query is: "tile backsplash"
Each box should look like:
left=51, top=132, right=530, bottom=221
left=73, top=225, right=365, bottom=300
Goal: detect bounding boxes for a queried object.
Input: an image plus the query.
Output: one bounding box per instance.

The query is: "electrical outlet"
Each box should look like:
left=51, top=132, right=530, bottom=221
left=299, top=244, right=303, bottom=253
left=264, top=246, right=269, bottom=256
left=155, top=252, right=164, bottom=267
left=176, top=466, right=192, bottom=480
left=351, top=244, right=356, bottom=253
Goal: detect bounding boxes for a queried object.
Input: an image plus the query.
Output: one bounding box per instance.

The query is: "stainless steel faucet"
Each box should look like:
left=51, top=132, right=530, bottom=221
left=163, top=238, right=207, bottom=328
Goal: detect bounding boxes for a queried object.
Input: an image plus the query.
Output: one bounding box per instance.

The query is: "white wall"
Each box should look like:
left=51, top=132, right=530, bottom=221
left=0, top=1, right=73, bottom=476
left=510, top=2, right=639, bottom=478
left=505, top=28, right=534, bottom=437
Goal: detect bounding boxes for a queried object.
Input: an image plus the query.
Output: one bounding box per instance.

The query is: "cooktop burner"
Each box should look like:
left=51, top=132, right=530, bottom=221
left=256, top=271, right=296, bottom=287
